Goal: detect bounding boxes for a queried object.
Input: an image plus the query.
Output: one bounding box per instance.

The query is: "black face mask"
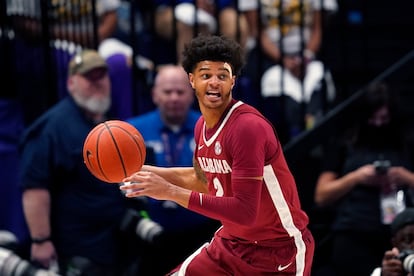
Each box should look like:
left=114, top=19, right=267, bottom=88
left=359, top=123, right=397, bottom=148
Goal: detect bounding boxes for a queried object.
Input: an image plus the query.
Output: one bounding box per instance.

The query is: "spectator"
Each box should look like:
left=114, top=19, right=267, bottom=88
left=97, top=37, right=155, bottom=119
left=371, top=207, right=414, bottom=276
left=128, top=64, right=199, bottom=167
left=314, top=82, right=414, bottom=276
left=19, top=50, right=142, bottom=275
left=7, top=0, right=153, bottom=122
left=127, top=64, right=220, bottom=275
left=7, top=0, right=120, bottom=47
left=121, top=35, right=315, bottom=275
left=6, top=0, right=119, bottom=123
left=238, top=0, right=259, bottom=52
left=153, top=0, right=249, bottom=64
left=249, top=0, right=338, bottom=144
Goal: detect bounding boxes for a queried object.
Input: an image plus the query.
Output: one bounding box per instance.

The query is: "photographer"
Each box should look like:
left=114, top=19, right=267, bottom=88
left=371, top=208, right=414, bottom=276
left=314, top=82, right=414, bottom=275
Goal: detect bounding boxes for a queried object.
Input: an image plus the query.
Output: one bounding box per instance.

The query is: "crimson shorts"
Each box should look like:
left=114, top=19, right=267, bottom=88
left=169, top=228, right=315, bottom=275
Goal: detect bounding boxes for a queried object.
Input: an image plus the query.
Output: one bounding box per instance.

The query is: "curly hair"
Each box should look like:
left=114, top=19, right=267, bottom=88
left=181, top=35, right=245, bottom=77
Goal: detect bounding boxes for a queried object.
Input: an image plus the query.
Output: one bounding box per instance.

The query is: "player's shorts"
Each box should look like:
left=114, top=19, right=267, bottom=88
left=169, top=227, right=315, bottom=275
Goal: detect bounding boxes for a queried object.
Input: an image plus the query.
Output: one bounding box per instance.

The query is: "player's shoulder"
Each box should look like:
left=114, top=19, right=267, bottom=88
left=233, top=102, right=277, bottom=138
left=232, top=102, right=266, bottom=123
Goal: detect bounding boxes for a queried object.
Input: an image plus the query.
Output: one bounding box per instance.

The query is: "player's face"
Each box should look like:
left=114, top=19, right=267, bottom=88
left=68, top=67, right=111, bottom=114
left=189, top=61, right=235, bottom=111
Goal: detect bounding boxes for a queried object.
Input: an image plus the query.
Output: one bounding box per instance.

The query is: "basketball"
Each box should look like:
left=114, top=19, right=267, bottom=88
left=83, top=120, right=146, bottom=183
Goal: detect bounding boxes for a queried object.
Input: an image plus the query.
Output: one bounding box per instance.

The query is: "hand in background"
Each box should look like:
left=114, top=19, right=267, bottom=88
left=388, top=166, right=414, bottom=189
left=381, top=247, right=405, bottom=276
left=353, top=164, right=379, bottom=187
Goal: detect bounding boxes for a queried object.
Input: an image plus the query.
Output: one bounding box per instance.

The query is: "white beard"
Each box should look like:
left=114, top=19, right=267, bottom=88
left=72, top=94, right=111, bottom=114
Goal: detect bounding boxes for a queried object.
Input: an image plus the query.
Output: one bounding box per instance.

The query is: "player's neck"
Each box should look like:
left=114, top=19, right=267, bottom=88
left=200, top=106, right=223, bottom=129
left=202, top=100, right=235, bottom=129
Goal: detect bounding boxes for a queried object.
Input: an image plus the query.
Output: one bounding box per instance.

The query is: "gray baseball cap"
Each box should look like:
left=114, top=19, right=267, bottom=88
left=68, top=49, right=108, bottom=76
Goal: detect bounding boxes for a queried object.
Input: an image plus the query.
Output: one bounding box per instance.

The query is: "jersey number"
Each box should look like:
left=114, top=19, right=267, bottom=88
left=213, top=177, right=224, bottom=197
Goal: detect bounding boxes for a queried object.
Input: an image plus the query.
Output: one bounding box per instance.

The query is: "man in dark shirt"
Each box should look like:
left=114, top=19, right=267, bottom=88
left=19, top=49, right=139, bottom=275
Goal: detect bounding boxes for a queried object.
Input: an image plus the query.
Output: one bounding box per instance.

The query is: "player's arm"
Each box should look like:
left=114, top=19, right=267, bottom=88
left=140, top=157, right=208, bottom=193
left=187, top=118, right=267, bottom=225
left=121, top=158, right=207, bottom=208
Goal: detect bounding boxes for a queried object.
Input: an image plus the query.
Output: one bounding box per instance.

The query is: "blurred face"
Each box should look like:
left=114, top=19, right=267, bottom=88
left=188, top=61, right=235, bottom=112
left=393, top=225, right=414, bottom=251
left=367, top=105, right=390, bottom=127
left=68, top=67, right=111, bottom=115
left=152, top=67, right=194, bottom=125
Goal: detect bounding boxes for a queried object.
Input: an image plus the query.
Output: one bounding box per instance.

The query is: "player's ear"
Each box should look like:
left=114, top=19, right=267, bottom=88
left=188, top=73, right=195, bottom=89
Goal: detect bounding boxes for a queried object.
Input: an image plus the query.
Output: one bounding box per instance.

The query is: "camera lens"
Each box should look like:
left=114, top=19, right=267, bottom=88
left=121, top=209, right=164, bottom=244
left=135, top=217, right=163, bottom=243
left=0, top=247, right=56, bottom=276
left=402, top=253, right=414, bottom=273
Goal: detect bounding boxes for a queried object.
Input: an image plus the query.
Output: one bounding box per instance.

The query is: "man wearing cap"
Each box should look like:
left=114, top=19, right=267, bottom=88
left=19, top=49, right=138, bottom=275
left=371, top=208, right=414, bottom=276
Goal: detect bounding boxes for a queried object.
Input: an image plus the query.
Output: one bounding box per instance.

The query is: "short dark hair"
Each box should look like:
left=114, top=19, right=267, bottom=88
left=181, top=35, right=245, bottom=77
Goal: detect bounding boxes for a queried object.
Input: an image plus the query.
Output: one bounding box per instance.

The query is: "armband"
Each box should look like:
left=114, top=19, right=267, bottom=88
left=31, top=236, right=51, bottom=244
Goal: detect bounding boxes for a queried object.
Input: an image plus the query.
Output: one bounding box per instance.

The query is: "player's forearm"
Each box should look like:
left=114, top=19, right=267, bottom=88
left=166, top=184, right=193, bottom=208
left=141, top=165, right=207, bottom=192
left=188, top=178, right=262, bottom=225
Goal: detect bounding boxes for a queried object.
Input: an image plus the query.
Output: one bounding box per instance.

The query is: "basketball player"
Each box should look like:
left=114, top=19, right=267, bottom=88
left=121, top=35, right=315, bottom=275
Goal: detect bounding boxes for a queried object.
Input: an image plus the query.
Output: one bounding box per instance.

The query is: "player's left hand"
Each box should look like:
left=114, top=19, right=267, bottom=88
left=121, top=171, right=172, bottom=200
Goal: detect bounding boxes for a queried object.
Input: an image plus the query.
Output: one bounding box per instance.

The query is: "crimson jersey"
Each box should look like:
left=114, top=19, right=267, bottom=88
left=188, top=100, right=309, bottom=242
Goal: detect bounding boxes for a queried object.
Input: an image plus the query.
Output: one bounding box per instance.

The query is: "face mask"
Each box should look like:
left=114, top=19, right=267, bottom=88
left=359, top=123, right=395, bottom=148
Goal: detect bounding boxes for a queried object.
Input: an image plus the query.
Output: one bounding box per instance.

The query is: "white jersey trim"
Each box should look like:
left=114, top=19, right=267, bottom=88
left=263, top=164, right=306, bottom=276
left=178, top=242, right=209, bottom=276
left=202, top=101, right=244, bottom=147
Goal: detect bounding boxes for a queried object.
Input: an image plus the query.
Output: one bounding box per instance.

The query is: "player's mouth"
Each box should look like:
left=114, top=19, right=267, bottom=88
left=206, top=91, right=221, bottom=98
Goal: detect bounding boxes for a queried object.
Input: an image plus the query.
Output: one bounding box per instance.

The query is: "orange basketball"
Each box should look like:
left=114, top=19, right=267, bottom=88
left=83, top=120, right=146, bottom=183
